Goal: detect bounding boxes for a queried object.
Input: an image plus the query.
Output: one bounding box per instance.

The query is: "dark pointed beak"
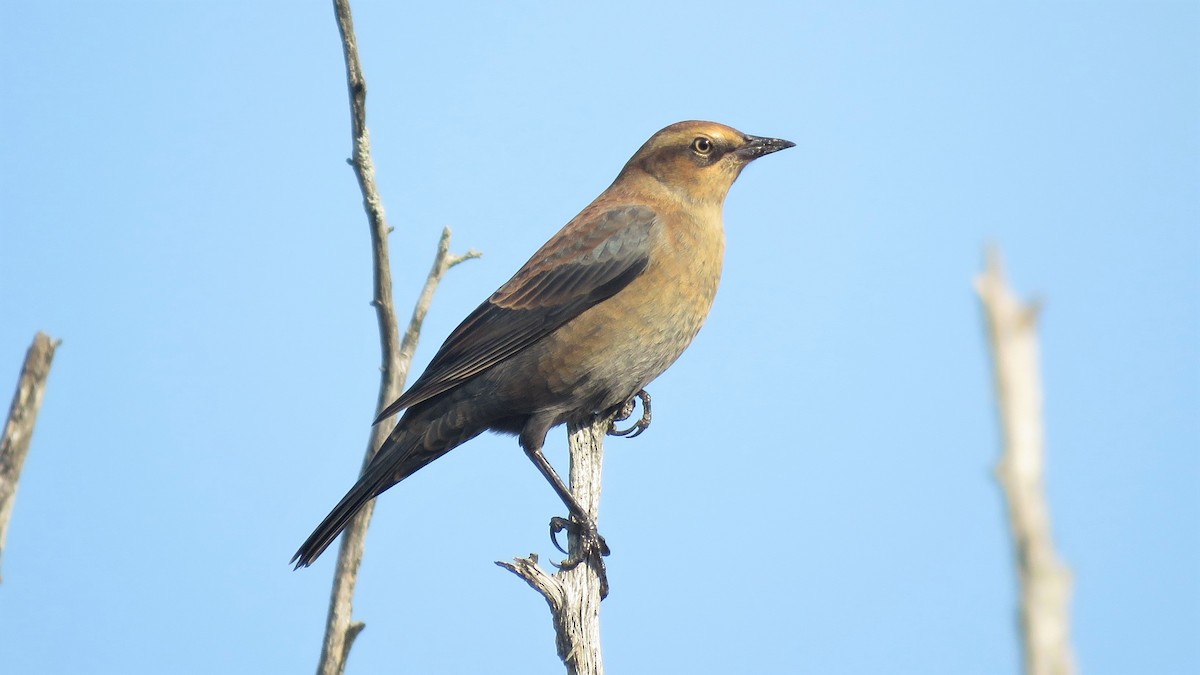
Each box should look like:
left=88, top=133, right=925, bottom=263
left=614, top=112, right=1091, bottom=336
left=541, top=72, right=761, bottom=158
left=735, top=134, right=795, bottom=161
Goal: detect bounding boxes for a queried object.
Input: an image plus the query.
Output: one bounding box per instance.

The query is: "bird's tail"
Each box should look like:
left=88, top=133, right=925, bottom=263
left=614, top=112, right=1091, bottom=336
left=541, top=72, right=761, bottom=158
left=291, top=411, right=482, bottom=569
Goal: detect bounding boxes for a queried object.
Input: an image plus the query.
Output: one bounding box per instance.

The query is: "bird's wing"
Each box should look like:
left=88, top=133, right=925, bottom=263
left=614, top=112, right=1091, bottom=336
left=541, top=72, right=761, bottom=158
left=374, top=204, right=658, bottom=422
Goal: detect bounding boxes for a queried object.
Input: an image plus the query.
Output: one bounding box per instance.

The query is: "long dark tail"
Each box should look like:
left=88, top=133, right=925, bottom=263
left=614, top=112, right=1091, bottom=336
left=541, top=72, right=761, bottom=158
left=291, top=407, right=485, bottom=569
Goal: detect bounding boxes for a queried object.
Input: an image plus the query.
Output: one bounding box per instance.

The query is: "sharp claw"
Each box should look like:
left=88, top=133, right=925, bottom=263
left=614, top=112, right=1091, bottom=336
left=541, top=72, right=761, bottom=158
left=549, top=516, right=572, bottom=556
left=545, top=515, right=612, bottom=598
left=608, top=421, right=639, bottom=437
left=607, top=390, right=652, bottom=438
left=548, top=515, right=610, bottom=568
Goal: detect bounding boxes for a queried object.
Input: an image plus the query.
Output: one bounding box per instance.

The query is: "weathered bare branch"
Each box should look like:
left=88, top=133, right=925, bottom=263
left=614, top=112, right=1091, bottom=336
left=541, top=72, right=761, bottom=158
left=498, top=416, right=608, bottom=675
left=976, top=248, right=1076, bottom=675
left=1, top=331, right=60, bottom=582
left=314, top=2, right=478, bottom=674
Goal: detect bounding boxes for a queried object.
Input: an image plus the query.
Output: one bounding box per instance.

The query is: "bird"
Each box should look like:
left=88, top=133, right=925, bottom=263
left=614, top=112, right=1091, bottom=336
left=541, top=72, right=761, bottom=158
left=292, top=120, right=793, bottom=569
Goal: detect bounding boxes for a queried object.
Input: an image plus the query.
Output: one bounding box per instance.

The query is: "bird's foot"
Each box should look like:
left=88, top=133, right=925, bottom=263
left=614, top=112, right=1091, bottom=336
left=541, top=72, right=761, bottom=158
left=548, top=515, right=611, bottom=598
left=549, top=515, right=611, bottom=563
left=607, top=389, right=652, bottom=438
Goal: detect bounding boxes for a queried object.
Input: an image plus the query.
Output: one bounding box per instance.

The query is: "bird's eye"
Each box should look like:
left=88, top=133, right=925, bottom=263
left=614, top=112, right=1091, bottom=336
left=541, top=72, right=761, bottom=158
left=691, top=137, right=713, bottom=156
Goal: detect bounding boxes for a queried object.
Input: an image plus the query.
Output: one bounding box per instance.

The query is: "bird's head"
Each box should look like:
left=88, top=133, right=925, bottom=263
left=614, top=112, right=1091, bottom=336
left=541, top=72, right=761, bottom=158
left=617, top=121, right=794, bottom=206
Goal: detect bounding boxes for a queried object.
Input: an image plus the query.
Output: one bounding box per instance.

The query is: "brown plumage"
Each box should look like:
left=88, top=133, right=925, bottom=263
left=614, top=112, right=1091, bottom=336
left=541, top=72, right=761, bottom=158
left=292, top=121, right=792, bottom=568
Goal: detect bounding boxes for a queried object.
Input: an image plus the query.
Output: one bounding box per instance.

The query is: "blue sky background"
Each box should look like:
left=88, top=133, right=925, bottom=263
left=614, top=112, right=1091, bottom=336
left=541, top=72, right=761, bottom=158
left=1, top=2, right=1196, bottom=674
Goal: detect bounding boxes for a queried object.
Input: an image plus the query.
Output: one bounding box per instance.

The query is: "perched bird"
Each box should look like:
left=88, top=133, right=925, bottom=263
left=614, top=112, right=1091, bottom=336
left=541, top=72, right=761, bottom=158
left=293, top=120, right=792, bottom=569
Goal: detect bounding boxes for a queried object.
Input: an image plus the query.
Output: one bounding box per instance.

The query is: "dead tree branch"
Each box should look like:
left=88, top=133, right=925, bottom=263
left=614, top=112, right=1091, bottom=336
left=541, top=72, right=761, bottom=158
left=498, top=416, right=609, bottom=675
left=976, top=248, right=1076, bottom=675
left=1, top=331, right=60, bottom=582
left=314, top=2, right=479, bottom=674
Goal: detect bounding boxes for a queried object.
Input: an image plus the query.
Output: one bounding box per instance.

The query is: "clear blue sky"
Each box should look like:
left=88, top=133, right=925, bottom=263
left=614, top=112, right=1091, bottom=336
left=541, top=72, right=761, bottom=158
left=2, top=2, right=1196, bottom=674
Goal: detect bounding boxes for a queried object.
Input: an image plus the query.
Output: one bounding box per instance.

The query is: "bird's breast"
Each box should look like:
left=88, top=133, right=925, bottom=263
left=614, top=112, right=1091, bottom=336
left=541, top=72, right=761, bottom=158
left=533, top=206, right=725, bottom=410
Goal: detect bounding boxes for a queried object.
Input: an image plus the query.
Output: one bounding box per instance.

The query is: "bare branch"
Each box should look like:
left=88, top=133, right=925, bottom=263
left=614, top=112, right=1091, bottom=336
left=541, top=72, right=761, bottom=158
left=976, top=247, right=1076, bottom=675
left=1, top=331, right=60, bottom=582
left=397, top=227, right=481, bottom=371
left=498, top=417, right=608, bottom=675
left=314, top=2, right=477, bottom=674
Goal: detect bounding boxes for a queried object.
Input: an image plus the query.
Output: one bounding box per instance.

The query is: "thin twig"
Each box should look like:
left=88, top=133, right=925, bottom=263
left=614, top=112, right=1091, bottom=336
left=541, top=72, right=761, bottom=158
left=0, top=332, right=60, bottom=582
left=315, top=2, right=477, bottom=674
left=399, top=228, right=481, bottom=372
left=976, top=247, right=1076, bottom=675
left=498, top=417, right=608, bottom=675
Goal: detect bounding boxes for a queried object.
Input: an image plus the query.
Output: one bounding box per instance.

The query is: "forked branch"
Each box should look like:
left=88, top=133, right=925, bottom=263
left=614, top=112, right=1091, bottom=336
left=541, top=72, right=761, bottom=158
left=313, top=3, right=478, bottom=674
left=498, top=416, right=609, bottom=675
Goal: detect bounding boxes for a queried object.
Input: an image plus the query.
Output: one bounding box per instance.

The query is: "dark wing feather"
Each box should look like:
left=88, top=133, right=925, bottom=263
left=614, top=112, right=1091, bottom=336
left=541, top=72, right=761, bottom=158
left=374, top=204, right=658, bottom=422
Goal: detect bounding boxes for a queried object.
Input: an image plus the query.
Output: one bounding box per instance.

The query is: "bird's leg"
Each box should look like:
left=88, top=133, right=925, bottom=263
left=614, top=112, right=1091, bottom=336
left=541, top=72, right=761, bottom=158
left=607, top=389, right=652, bottom=438
left=520, top=441, right=611, bottom=567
